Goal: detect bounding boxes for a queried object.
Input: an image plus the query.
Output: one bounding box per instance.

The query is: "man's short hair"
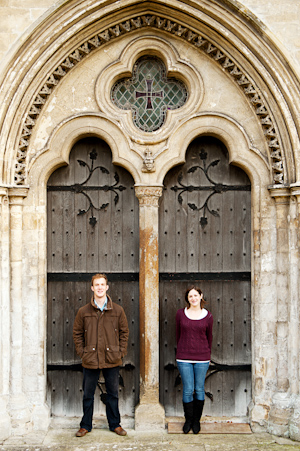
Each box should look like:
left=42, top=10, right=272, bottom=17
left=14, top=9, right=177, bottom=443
left=91, top=273, right=108, bottom=286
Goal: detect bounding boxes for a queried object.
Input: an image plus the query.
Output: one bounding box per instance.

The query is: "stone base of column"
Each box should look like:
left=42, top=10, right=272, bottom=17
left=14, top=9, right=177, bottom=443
left=0, top=396, right=11, bottom=441
left=248, top=401, right=269, bottom=432
left=135, top=400, right=165, bottom=431
left=289, top=396, right=300, bottom=441
left=9, top=393, right=32, bottom=436
left=32, top=403, right=51, bottom=431
left=267, top=392, right=292, bottom=438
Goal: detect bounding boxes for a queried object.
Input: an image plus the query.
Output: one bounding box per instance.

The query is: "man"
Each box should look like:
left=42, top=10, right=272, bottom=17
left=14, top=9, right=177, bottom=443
left=73, top=273, right=129, bottom=437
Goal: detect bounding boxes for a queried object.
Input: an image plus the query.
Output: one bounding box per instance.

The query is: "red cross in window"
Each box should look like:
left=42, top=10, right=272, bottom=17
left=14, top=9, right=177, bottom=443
left=136, top=78, right=163, bottom=109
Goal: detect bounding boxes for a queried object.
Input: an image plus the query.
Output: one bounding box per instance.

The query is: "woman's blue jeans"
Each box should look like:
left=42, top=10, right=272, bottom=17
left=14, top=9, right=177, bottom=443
left=177, top=361, right=209, bottom=403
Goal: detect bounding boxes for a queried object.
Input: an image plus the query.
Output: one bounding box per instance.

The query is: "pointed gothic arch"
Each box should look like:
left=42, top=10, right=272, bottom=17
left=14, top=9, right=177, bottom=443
left=1, top=0, right=300, bottom=440
left=0, top=0, right=299, bottom=187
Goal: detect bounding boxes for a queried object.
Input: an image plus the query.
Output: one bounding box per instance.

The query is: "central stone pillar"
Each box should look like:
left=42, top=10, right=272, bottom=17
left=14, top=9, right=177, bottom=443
left=134, top=185, right=165, bottom=431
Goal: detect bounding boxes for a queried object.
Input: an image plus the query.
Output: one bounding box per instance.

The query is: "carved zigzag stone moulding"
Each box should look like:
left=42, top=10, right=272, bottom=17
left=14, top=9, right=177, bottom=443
left=15, top=14, right=284, bottom=185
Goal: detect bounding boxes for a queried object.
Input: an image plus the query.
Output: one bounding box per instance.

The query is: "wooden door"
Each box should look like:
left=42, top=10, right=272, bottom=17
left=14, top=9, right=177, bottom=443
left=159, top=136, right=251, bottom=418
left=47, top=137, right=139, bottom=417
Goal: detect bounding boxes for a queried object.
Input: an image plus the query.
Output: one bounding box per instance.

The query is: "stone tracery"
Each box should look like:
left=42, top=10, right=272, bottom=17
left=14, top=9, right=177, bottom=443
left=15, top=14, right=284, bottom=185
left=111, top=56, right=188, bottom=132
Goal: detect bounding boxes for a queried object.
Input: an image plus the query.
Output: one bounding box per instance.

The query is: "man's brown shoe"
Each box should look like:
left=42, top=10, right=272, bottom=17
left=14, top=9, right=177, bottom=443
left=76, top=428, right=89, bottom=437
left=114, top=426, right=127, bottom=436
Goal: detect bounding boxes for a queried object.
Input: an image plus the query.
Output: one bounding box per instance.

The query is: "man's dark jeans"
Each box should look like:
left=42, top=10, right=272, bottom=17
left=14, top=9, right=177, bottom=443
left=80, top=366, right=120, bottom=432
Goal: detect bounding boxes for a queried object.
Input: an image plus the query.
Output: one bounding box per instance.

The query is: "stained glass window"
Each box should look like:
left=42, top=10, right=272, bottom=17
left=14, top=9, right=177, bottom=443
left=111, top=56, right=188, bottom=132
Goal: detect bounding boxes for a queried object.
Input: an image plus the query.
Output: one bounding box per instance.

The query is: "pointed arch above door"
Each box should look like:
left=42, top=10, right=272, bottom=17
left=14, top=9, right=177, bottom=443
left=1, top=1, right=298, bottom=187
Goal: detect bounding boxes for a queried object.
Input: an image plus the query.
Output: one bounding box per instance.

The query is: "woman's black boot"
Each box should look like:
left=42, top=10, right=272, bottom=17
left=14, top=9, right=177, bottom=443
left=192, top=399, right=204, bottom=434
left=182, top=401, right=194, bottom=434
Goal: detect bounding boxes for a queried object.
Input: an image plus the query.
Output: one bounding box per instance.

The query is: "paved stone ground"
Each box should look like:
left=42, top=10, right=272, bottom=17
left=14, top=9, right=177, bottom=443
left=1, top=428, right=300, bottom=451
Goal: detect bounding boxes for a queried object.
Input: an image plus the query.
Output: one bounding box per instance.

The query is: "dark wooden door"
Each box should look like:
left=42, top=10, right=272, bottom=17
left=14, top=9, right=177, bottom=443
left=159, top=136, right=251, bottom=418
left=47, top=137, right=139, bottom=417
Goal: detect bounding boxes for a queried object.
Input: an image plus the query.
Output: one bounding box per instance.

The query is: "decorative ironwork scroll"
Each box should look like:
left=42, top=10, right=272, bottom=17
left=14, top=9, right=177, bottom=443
left=47, top=149, right=126, bottom=227
left=111, top=56, right=188, bottom=132
left=171, top=148, right=251, bottom=228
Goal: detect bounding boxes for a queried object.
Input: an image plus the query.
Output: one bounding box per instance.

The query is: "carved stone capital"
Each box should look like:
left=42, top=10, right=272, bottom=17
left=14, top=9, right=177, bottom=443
left=268, top=185, right=290, bottom=204
left=135, top=185, right=163, bottom=207
left=8, top=187, right=29, bottom=205
left=290, top=183, right=300, bottom=201
left=0, top=187, right=9, bottom=205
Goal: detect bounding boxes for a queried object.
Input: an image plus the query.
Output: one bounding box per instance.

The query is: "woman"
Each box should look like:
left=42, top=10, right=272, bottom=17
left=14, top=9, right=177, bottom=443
left=176, top=286, right=213, bottom=434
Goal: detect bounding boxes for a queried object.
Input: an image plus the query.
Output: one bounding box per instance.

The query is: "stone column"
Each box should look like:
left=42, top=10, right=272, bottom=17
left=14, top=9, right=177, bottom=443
left=8, top=187, right=31, bottom=435
left=289, top=185, right=300, bottom=441
left=134, top=185, right=165, bottom=431
left=0, top=187, right=11, bottom=440
left=268, top=187, right=292, bottom=436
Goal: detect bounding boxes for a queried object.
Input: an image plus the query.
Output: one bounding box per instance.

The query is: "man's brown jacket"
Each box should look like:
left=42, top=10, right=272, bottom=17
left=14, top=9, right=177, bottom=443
left=73, top=295, right=129, bottom=369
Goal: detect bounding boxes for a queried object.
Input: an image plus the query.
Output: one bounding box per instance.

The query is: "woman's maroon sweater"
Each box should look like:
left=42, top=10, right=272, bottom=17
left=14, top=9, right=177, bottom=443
left=176, top=308, right=213, bottom=361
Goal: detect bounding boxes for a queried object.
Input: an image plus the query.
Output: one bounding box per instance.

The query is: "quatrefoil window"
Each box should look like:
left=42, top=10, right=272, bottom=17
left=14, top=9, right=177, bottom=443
left=111, top=56, right=188, bottom=132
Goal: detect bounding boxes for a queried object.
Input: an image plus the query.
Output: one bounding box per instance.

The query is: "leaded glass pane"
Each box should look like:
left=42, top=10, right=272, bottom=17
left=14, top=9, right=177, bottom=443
left=111, top=56, right=188, bottom=132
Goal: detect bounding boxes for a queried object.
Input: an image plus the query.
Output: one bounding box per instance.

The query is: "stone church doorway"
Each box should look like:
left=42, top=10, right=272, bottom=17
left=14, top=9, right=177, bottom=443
left=46, top=137, right=140, bottom=418
left=159, top=136, right=252, bottom=418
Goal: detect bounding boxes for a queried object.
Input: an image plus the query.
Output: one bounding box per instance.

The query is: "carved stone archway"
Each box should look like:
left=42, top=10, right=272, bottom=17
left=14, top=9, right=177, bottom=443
left=0, top=1, right=299, bottom=186
left=1, top=0, right=300, bottom=440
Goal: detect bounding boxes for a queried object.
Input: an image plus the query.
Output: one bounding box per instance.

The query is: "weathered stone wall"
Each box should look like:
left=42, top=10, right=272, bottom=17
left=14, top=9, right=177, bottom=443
left=0, top=0, right=54, bottom=62
left=1, top=1, right=300, bottom=69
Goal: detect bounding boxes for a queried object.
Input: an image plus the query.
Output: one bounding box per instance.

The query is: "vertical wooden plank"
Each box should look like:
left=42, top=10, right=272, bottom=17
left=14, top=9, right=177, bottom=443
left=51, top=281, right=64, bottom=365
left=87, top=140, right=102, bottom=273
left=73, top=140, right=89, bottom=273
left=184, top=141, right=200, bottom=272
left=48, top=191, right=64, bottom=272
left=175, top=196, right=187, bottom=272
left=98, top=141, right=114, bottom=270
left=210, top=189, right=223, bottom=272
left=160, top=167, right=177, bottom=272
left=210, top=281, right=223, bottom=363
left=49, top=371, right=64, bottom=416
left=47, top=189, right=53, bottom=273
left=121, top=177, right=139, bottom=273
left=222, top=282, right=235, bottom=365
left=233, top=371, right=248, bottom=416
left=63, top=281, right=75, bottom=364
left=222, top=190, right=235, bottom=272
left=72, top=281, right=87, bottom=363
left=110, top=166, right=123, bottom=273
left=63, top=191, right=75, bottom=273
left=234, top=282, right=245, bottom=363
left=206, top=371, right=223, bottom=416
left=159, top=281, right=167, bottom=411
left=74, top=370, right=84, bottom=416
left=47, top=282, right=53, bottom=365
left=162, top=280, right=178, bottom=415
left=176, top=280, right=190, bottom=415
left=119, top=281, right=139, bottom=411
left=240, top=190, right=251, bottom=272
left=96, top=141, right=112, bottom=273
